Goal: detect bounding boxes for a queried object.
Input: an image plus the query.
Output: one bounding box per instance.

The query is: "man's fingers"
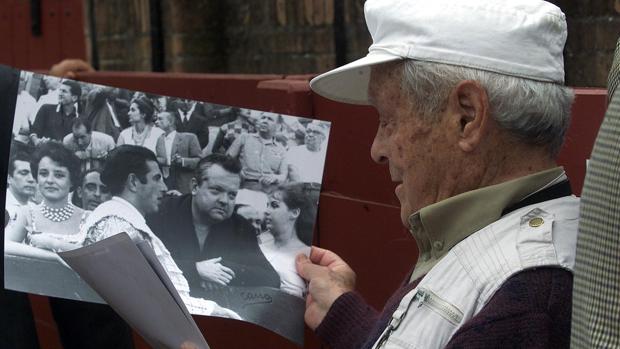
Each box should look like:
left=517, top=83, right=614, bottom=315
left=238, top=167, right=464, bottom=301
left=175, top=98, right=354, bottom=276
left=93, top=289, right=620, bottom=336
left=219, top=265, right=235, bottom=277
left=309, top=246, right=344, bottom=267
left=296, top=253, right=328, bottom=281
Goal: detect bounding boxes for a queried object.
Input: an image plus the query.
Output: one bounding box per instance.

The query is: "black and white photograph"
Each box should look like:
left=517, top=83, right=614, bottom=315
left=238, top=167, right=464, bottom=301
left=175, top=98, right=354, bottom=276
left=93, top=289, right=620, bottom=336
left=3, top=69, right=331, bottom=345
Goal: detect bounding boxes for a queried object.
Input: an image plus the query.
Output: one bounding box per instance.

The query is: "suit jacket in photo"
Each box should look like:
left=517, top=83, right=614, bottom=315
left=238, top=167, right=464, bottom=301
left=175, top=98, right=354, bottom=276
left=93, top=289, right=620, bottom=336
left=175, top=108, right=210, bottom=150
left=147, top=194, right=280, bottom=296
left=155, top=131, right=201, bottom=194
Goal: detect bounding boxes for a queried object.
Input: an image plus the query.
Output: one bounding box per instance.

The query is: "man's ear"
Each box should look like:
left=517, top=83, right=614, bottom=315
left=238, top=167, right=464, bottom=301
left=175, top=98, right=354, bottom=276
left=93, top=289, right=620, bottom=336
left=448, top=80, right=490, bottom=152
left=126, top=173, right=138, bottom=193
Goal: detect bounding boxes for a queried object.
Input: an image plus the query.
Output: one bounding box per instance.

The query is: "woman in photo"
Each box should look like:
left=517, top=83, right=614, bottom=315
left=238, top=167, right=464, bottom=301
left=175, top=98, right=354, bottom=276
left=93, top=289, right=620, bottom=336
left=261, top=182, right=318, bottom=298
left=116, top=96, right=164, bottom=154
left=5, top=142, right=87, bottom=258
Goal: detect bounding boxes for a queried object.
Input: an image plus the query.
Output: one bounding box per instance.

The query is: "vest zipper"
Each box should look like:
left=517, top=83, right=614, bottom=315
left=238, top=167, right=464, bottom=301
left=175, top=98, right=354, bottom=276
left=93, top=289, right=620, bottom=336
left=414, top=287, right=464, bottom=325
left=374, top=287, right=464, bottom=348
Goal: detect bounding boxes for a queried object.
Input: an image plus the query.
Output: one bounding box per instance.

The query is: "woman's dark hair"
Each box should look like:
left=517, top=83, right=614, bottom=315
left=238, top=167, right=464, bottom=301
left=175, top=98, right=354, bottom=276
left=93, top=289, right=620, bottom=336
left=131, top=96, right=155, bottom=123
left=277, top=182, right=320, bottom=245
left=31, top=141, right=81, bottom=191
left=101, top=145, right=158, bottom=196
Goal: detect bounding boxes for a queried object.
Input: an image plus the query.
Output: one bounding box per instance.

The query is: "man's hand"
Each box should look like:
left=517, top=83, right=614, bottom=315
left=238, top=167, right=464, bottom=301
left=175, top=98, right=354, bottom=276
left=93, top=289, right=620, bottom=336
left=195, top=257, right=235, bottom=286
left=259, top=174, right=277, bottom=185
left=296, top=246, right=356, bottom=330
left=74, top=151, right=89, bottom=160
left=49, top=59, right=95, bottom=78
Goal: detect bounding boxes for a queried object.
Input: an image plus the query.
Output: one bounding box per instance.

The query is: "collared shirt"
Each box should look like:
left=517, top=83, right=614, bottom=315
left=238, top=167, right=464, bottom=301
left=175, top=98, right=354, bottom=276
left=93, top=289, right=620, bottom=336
left=226, top=133, right=288, bottom=180
left=286, top=144, right=327, bottom=183
left=5, top=189, right=27, bottom=224
left=164, top=130, right=177, bottom=165
left=63, top=131, right=116, bottom=171
left=408, top=167, right=567, bottom=282
left=31, top=103, right=79, bottom=141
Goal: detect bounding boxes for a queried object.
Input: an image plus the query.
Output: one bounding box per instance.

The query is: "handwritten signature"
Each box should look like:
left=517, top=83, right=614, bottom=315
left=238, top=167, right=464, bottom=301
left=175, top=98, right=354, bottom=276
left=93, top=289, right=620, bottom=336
left=240, top=291, right=273, bottom=306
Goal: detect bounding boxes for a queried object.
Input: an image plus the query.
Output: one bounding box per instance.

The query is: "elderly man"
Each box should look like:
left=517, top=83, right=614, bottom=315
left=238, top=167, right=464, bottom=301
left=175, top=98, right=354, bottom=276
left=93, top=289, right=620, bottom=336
left=286, top=120, right=329, bottom=183
left=226, top=112, right=288, bottom=191
left=296, top=1, right=578, bottom=348
left=30, top=79, right=82, bottom=144
left=155, top=111, right=202, bottom=194
left=147, top=154, right=280, bottom=296
left=63, top=118, right=115, bottom=172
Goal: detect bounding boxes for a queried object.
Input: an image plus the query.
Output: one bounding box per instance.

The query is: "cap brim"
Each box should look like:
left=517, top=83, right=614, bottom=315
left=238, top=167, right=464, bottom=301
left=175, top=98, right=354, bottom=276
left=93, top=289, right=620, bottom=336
left=309, top=52, right=402, bottom=105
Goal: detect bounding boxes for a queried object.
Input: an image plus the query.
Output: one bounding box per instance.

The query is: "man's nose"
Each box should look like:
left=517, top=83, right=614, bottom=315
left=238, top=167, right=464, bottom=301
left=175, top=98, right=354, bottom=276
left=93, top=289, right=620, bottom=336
left=370, top=131, right=388, bottom=165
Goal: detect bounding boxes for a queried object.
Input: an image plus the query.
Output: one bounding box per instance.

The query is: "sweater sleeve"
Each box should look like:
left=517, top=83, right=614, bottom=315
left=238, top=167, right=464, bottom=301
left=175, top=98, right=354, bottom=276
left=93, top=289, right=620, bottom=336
left=316, top=291, right=380, bottom=349
left=445, top=267, right=573, bottom=349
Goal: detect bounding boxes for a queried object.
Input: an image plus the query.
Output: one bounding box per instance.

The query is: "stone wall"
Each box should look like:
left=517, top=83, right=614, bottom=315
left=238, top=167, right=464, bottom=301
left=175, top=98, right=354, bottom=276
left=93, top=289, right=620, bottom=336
left=85, top=0, right=619, bottom=87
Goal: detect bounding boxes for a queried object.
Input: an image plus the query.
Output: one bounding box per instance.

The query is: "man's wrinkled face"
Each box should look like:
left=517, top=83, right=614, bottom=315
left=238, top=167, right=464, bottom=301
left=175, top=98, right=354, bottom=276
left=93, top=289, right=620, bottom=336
left=258, top=113, right=279, bottom=136
left=368, top=64, right=451, bottom=226
left=156, top=113, right=173, bottom=131
left=305, top=124, right=326, bottom=151
left=78, top=171, right=111, bottom=210
left=193, top=164, right=241, bottom=224
left=72, top=124, right=92, bottom=150
left=8, top=160, right=36, bottom=199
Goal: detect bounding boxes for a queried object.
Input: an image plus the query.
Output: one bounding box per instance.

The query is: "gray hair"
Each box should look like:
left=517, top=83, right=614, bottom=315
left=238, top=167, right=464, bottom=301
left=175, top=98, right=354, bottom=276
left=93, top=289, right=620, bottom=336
left=401, top=60, right=575, bottom=156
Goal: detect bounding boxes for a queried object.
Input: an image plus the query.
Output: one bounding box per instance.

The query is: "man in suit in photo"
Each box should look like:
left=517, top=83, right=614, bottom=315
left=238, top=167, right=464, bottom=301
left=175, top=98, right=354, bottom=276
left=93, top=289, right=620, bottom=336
left=172, top=98, right=210, bottom=150
left=147, top=154, right=280, bottom=297
left=155, top=111, right=202, bottom=194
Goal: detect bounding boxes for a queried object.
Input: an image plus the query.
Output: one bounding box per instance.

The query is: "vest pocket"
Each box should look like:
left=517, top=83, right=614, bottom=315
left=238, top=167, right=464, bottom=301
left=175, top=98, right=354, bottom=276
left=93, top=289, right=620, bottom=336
left=414, top=287, right=464, bottom=325
left=373, top=287, right=464, bottom=349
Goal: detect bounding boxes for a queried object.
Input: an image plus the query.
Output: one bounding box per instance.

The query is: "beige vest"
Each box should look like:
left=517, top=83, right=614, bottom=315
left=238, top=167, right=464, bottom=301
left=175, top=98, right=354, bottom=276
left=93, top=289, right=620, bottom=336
left=373, top=196, right=580, bottom=349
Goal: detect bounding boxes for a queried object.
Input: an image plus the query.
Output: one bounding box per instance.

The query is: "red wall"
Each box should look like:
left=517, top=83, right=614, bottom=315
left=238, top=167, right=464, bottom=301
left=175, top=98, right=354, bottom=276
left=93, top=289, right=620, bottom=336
left=25, top=72, right=608, bottom=349
left=0, top=0, right=86, bottom=71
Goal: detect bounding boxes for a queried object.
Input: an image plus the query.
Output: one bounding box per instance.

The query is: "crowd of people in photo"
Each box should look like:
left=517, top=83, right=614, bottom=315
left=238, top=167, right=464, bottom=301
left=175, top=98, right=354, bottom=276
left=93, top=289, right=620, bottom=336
left=5, top=70, right=331, bottom=316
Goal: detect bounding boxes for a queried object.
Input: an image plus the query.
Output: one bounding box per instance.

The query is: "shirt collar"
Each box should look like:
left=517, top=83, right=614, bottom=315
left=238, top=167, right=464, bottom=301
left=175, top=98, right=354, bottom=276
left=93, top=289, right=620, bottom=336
left=109, top=196, right=152, bottom=233
left=6, top=189, right=21, bottom=207
left=251, top=132, right=277, bottom=145
left=408, top=167, right=567, bottom=281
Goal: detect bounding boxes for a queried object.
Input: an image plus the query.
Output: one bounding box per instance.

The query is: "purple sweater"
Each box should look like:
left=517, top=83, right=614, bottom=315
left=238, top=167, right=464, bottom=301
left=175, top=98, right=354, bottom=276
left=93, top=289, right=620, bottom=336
left=316, top=267, right=572, bottom=349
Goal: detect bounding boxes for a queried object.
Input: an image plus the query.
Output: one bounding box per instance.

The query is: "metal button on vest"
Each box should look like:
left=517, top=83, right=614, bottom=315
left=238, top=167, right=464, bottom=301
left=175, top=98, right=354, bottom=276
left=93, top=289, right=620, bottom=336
left=529, top=217, right=544, bottom=227
left=433, top=241, right=444, bottom=251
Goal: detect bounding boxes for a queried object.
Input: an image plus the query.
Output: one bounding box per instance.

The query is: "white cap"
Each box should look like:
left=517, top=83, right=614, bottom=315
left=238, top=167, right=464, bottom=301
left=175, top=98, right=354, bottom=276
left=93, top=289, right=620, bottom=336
left=310, top=0, right=568, bottom=105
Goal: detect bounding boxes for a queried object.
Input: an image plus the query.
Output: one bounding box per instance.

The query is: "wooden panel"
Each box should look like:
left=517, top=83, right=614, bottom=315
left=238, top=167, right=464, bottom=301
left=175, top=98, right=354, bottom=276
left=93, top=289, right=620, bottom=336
left=40, top=0, right=62, bottom=67
left=0, top=0, right=14, bottom=65
left=59, top=0, right=86, bottom=59
left=11, top=0, right=31, bottom=68
left=556, top=88, right=608, bottom=196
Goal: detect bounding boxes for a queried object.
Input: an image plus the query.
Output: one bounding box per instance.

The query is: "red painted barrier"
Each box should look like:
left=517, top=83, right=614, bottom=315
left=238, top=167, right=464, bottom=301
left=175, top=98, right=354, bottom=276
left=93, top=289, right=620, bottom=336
left=0, top=0, right=86, bottom=71
left=25, top=71, right=608, bottom=349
